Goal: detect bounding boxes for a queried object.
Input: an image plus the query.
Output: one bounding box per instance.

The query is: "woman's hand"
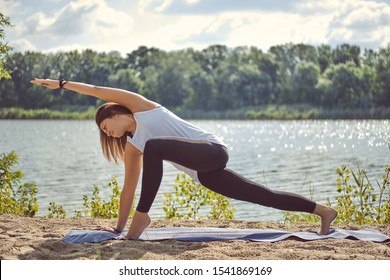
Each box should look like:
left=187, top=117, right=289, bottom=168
left=30, top=78, right=60, bottom=89
left=95, top=225, right=121, bottom=234
left=114, top=236, right=133, bottom=241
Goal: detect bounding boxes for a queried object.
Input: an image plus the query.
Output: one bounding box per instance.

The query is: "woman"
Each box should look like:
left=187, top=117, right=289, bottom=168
left=31, top=78, right=338, bottom=239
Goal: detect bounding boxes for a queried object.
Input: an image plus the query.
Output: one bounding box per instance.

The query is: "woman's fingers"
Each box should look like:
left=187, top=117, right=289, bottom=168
left=30, top=78, right=43, bottom=85
left=114, top=236, right=132, bottom=241
left=94, top=226, right=118, bottom=233
left=31, top=78, right=47, bottom=84
left=115, top=236, right=126, bottom=240
left=30, top=78, right=58, bottom=89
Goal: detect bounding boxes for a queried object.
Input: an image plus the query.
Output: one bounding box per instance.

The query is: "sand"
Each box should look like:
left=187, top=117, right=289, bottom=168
left=0, top=214, right=389, bottom=260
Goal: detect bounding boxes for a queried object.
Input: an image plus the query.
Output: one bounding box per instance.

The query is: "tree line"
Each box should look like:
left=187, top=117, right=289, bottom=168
left=1, top=43, right=389, bottom=113
left=0, top=13, right=12, bottom=80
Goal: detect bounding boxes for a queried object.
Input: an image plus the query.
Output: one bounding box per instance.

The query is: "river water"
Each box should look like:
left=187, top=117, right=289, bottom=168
left=0, top=119, right=389, bottom=221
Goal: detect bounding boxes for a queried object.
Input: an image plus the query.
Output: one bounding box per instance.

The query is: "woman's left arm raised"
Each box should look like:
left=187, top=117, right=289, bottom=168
left=31, top=78, right=158, bottom=113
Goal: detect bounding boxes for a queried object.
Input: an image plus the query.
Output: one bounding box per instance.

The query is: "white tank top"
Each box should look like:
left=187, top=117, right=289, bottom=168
left=127, top=106, right=225, bottom=181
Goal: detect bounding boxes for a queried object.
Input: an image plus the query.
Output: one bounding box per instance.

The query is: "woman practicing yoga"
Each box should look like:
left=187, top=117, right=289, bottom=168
left=31, top=78, right=338, bottom=239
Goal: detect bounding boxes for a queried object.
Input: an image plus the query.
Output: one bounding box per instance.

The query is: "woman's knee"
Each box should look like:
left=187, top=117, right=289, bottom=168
left=144, top=138, right=162, bottom=155
left=198, top=169, right=222, bottom=189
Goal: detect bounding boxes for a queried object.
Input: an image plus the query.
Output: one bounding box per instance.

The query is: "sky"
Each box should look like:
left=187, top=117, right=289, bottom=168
left=1, top=0, right=390, bottom=54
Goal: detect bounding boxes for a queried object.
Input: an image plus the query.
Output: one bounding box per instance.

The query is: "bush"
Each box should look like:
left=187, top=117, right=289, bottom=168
left=47, top=202, right=67, bottom=219
left=0, top=151, right=39, bottom=217
left=163, top=173, right=235, bottom=220
left=284, top=164, right=390, bottom=224
left=330, top=164, right=390, bottom=224
left=73, top=176, right=136, bottom=219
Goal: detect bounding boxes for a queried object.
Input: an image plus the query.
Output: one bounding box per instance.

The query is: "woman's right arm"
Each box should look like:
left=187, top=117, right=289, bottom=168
left=114, top=142, right=143, bottom=232
left=31, top=78, right=158, bottom=113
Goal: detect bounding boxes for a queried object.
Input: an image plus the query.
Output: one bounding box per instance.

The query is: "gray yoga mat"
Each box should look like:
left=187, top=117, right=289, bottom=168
left=63, top=227, right=390, bottom=244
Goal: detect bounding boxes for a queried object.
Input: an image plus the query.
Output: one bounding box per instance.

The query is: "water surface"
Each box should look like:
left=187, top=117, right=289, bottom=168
left=1, top=119, right=388, bottom=221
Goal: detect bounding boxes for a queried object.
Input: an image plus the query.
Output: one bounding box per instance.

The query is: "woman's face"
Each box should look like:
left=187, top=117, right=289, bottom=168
left=100, top=114, right=129, bottom=138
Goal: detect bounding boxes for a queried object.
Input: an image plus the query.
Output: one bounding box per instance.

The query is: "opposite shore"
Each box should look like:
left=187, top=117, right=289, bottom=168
left=1, top=105, right=390, bottom=120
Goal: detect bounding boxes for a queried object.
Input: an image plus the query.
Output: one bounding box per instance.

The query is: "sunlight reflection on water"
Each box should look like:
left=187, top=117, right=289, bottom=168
left=1, top=119, right=389, bottom=221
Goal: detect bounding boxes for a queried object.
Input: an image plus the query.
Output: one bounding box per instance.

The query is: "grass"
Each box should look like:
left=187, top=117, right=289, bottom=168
left=1, top=105, right=390, bottom=120
left=0, top=107, right=96, bottom=119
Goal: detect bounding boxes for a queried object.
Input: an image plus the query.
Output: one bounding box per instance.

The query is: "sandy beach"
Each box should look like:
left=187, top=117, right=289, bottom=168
left=0, top=214, right=389, bottom=260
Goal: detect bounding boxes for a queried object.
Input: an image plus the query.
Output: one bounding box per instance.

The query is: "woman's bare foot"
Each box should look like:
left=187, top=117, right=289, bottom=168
left=313, top=204, right=338, bottom=235
left=125, top=211, right=151, bottom=239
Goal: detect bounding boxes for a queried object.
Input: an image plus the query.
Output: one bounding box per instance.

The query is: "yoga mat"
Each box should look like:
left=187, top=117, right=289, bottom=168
left=63, top=227, right=390, bottom=244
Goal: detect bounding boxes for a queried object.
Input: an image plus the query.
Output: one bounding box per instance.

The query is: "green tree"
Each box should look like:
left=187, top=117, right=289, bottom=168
left=237, top=65, right=273, bottom=106
left=0, top=151, right=39, bottom=217
left=373, top=44, right=390, bottom=106
left=155, top=51, right=200, bottom=107
left=126, top=46, right=167, bottom=80
left=359, top=65, right=377, bottom=108
left=188, top=70, right=217, bottom=110
left=0, top=13, right=12, bottom=79
left=332, top=43, right=361, bottom=66
left=362, top=48, right=379, bottom=68
left=257, top=54, right=278, bottom=86
left=251, top=52, right=279, bottom=103
left=127, top=47, right=170, bottom=103
left=270, top=43, right=318, bottom=75
left=213, top=62, right=241, bottom=109
left=0, top=77, right=16, bottom=107
left=317, top=44, right=333, bottom=73
left=214, top=62, right=273, bottom=108
left=0, top=42, right=389, bottom=116
left=5, top=51, right=52, bottom=108
left=195, top=44, right=229, bottom=75
left=321, top=62, right=365, bottom=108
left=108, top=69, right=144, bottom=94
left=292, top=61, right=320, bottom=104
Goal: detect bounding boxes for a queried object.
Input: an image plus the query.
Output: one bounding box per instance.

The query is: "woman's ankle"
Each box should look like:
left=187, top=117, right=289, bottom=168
left=313, top=204, right=338, bottom=235
left=125, top=211, right=151, bottom=239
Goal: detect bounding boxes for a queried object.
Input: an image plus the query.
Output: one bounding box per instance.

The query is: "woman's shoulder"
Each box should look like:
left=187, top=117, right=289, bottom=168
left=131, top=102, right=161, bottom=114
left=133, top=105, right=164, bottom=116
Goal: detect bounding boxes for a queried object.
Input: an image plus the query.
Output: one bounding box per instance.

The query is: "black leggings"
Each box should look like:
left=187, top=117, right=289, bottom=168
left=136, top=137, right=317, bottom=214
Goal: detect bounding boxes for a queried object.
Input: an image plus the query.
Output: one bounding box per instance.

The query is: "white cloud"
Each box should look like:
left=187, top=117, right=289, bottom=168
left=158, top=15, right=229, bottom=42
left=3, top=0, right=390, bottom=53
left=138, top=0, right=299, bottom=14
left=0, top=0, right=22, bottom=16
left=10, top=38, right=37, bottom=52
left=43, top=43, right=96, bottom=53
left=141, top=10, right=332, bottom=51
left=226, top=12, right=330, bottom=50
left=327, top=0, right=390, bottom=48
left=15, top=0, right=134, bottom=52
left=154, top=0, right=390, bottom=50
left=138, top=0, right=171, bottom=14
left=295, top=0, right=341, bottom=14
left=186, top=0, right=201, bottom=4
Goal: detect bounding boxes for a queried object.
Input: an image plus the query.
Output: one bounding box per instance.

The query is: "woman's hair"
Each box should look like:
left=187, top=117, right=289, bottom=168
left=95, top=103, right=132, bottom=163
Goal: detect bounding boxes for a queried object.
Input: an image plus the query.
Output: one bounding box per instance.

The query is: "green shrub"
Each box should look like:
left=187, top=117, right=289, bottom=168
left=47, top=202, right=67, bottom=219
left=283, top=209, right=320, bottom=224
left=163, top=173, right=235, bottom=220
left=331, top=164, right=390, bottom=224
left=48, top=176, right=137, bottom=219
left=284, top=164, right=390, bottom=224
left=73, top=176, right=136, bottom=219
left=0, top=151, right=39, bottom=217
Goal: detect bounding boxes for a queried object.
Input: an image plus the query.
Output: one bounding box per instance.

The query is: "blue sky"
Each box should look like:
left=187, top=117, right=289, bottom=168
left=1, top=0, right=389, bottom=54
